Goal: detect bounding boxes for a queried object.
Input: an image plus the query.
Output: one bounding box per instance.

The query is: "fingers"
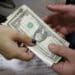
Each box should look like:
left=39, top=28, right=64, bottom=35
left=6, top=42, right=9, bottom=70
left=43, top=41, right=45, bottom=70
left=0, top=40, right=20, bottom=59
left=47, top=5, right=71, bottom=12
left=57, top=32, right=65, bottom=38
left=12, top=32, right=36, bottom=46
left=58, top=27, right=68, bottom=36
left=3, top=40, right=34, bottom=61
left=44, top=13, right=62, bottom=26
left=15, top=48, right=34, bottom=61
left=51, top=62, right=64, bottom=74
left=48, top=44, right=75, bottom=61
left=52, top=61, right=70, bottom=74
left=44, top=14, right=58, bottom=25
left=44, top=16, right=51, bottom=24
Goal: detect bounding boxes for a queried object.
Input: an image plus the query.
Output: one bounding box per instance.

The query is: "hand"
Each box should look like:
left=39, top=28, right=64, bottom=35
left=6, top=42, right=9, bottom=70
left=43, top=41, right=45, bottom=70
left=48, top=44, right=75, bottom=75
left=44, top=5, right=75, bottom=37
left=0, top=25, right=36, bottom=61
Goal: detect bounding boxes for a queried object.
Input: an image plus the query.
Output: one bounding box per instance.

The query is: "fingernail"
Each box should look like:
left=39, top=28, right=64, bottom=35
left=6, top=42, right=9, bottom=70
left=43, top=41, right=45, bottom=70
left=48, top=44, right=55, bottom=49
left=28, top=50, right=34, bottom=56
left=30, top=39, right=36, bottom=46
left=48, top=5, right=53, bottom=8
left=32, top=39, right=36, bottom=45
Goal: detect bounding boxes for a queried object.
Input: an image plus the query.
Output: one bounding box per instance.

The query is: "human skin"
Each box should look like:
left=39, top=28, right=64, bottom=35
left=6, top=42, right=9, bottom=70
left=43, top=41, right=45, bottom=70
left=0, top=25, right=36, bottom=61
left=44, top=5, right=75, bottom=75
left=44, top=5, right=75, bottom=37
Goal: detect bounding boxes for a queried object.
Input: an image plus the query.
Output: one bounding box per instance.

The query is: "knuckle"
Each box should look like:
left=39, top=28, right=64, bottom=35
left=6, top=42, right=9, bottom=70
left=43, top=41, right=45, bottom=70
left=56, top=46, right=65, bottom=54
left=57, top=48, right=63, bottom=54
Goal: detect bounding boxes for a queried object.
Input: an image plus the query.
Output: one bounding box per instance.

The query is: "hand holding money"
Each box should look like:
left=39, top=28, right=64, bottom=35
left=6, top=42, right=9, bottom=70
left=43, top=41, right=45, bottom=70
left=49, top=44, right=75, bottom=75
left=0, top=25, right=35, bottom=61
left=2, top=5, right=69, bottom=66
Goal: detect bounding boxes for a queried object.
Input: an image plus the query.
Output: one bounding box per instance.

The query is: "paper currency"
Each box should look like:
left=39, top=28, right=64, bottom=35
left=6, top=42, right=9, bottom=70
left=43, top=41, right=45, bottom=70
left=2, top=5, right=69, bottom=66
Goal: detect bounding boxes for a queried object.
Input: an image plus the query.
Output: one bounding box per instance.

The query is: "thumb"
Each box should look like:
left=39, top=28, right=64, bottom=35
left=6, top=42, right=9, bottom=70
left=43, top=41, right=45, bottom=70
left=47, top=5, right=71, bottom=12
left=12, top=32, right=36, bottom=46
left=48, top=44, right=75, bottom=61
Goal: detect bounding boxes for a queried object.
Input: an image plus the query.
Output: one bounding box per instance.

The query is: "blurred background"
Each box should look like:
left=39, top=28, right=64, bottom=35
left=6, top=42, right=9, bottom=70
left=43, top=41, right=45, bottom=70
left=0, top=0, right=66, bottom=19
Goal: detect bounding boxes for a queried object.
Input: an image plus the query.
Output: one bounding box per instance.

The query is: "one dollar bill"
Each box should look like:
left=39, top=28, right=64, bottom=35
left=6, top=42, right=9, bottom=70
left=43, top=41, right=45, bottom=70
left=2, top=5, right=69, bottom=66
